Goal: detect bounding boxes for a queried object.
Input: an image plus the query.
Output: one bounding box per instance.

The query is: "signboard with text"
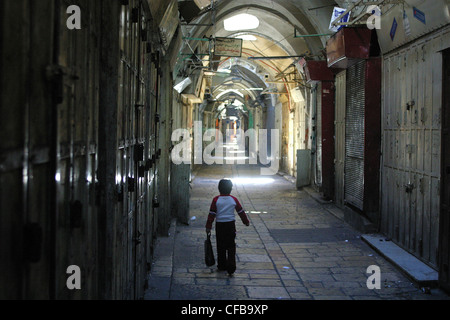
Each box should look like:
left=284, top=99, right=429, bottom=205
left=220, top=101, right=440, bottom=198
left=214, top=37, right=243, bottom=57
left=329, top=7, right=351, bottom=33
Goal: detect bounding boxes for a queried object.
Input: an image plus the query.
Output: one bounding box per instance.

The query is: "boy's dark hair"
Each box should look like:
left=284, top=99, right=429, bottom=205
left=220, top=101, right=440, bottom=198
left=218, top=179, right=233, bottom=195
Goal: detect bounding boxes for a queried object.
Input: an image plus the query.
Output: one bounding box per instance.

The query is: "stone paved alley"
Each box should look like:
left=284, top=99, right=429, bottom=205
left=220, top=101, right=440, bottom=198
left=144, top=164, right=450, bottom=301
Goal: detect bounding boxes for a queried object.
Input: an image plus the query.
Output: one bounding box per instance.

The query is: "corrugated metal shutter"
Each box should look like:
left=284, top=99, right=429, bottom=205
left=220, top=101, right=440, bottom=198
left=345, top=60, right=366, bottom=210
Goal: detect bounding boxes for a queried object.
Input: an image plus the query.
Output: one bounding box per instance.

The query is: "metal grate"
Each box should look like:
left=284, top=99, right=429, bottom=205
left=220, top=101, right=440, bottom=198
left=345, top=60, right=366, bottom=210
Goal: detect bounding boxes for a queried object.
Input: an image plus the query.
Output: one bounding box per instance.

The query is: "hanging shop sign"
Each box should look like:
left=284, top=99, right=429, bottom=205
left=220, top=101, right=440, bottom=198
left=326, top=27, right=374, bottom=69
left=413, top=7, right=426, bottom=25
left=390, top=17, right=398, bottom=41
left=403, top=10, right=412, bottom=38
left=214, top=37, right=243, bottom=57
left=376, top=0, right=449, bottom=54
left=181, top=70, right=205, bottom=104
left=329, top=7, right=351, bottom=33
left=226, top=107, right=238, bottom=117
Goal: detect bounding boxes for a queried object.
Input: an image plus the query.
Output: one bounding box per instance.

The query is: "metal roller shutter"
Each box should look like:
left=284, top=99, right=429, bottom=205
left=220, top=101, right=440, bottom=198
left=345, top=60, right=366, bottom=210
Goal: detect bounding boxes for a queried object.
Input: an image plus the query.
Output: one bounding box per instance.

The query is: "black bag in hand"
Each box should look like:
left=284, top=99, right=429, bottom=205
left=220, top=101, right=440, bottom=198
left=204, top=233, right=215, bottom=267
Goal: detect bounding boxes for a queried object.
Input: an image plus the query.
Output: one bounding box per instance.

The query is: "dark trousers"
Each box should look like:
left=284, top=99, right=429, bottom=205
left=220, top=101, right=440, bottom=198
left=215, top=221, right=236, bottom=274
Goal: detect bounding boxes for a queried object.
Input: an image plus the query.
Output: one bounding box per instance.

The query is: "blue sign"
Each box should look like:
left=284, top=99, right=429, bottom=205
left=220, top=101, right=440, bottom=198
left=390, top=18, right=398, bottom=41
left=413, top=7, right=426, bottom=24
left=329, top=7, right=351, bottom=33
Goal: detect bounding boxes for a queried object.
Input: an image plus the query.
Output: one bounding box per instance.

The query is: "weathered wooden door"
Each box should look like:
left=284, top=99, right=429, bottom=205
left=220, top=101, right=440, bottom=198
left=380, top=30, right=449, bottom=268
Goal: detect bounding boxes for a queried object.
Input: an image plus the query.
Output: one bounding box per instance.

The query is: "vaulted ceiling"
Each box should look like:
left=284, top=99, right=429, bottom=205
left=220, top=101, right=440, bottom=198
left=175, top=0, right=361, bottom=113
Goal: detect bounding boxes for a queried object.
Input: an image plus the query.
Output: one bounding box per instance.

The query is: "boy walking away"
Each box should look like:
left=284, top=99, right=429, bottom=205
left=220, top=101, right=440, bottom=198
left=205, top=179, right=250, bottom=276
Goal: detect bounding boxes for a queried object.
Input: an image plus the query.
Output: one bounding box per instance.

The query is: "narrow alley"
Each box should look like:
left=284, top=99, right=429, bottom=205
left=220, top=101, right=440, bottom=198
left=1, top=0, right=450, bottom=302
left=144, top=163, right=449, bottom=300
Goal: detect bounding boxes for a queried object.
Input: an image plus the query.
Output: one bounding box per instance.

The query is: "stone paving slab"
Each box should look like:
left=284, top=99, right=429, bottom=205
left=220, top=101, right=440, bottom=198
left=144, top=164, right=450, bottom=301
